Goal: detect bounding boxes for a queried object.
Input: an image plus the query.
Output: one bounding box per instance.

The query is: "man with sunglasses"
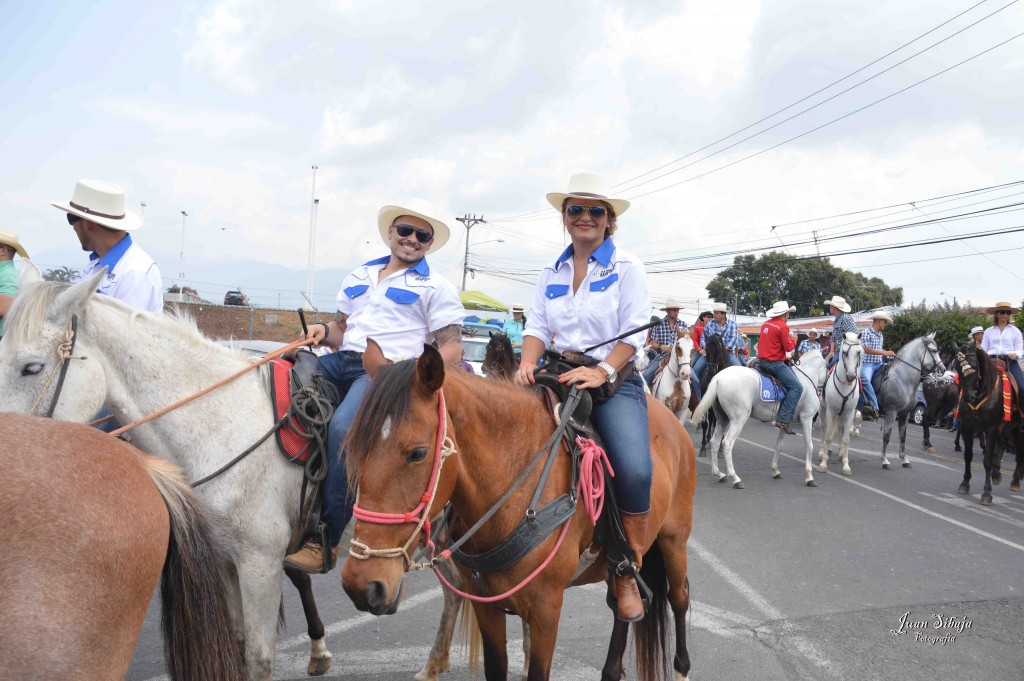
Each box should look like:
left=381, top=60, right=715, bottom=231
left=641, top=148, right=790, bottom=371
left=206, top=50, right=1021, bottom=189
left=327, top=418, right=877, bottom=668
left=285, top=204, right=465, bottom=573
left=981, top=301, right=1024, bottom=395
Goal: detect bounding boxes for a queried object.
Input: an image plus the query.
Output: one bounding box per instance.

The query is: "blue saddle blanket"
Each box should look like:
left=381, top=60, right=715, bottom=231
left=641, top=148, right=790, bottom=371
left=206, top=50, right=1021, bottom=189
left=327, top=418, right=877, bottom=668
left=758, top=373, right=787, bottom=402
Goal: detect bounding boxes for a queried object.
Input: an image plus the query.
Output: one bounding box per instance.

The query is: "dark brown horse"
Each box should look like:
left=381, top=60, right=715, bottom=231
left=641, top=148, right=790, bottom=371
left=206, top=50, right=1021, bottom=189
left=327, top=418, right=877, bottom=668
left=920, top=371, right=959, bottom=452
left=953, top=344, right=1024, bottom=505
left=696, top=333, right=729, bottom=458
left=0, top=414, right=244, bottom=680
left=341, top=342, right=696, bottom=680
left=481, top=330, right=519, bottom=380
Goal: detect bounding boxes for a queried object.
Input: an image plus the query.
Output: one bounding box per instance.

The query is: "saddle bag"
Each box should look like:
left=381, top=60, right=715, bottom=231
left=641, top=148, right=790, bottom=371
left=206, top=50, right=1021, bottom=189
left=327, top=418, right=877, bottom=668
left=536, top=350, right=632, bottom=405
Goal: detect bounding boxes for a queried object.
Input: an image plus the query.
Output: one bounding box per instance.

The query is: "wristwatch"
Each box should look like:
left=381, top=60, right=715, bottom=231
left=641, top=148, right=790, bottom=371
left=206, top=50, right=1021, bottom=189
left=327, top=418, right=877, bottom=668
left=596, top=361, right=618, bottom=383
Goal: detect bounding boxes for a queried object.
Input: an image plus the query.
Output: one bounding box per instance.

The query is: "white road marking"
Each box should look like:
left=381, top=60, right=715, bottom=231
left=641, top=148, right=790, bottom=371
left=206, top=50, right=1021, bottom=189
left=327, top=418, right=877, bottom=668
left=689, top=539, right=838, bottom=674
left=737, top=436, right=1024, bottom=554
left=918, top=492, right=1024, bottom=529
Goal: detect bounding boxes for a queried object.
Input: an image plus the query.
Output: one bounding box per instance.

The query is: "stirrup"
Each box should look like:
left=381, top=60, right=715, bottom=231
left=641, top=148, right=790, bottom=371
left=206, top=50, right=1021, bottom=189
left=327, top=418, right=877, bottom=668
left=605, top=559, right=653, bottom=617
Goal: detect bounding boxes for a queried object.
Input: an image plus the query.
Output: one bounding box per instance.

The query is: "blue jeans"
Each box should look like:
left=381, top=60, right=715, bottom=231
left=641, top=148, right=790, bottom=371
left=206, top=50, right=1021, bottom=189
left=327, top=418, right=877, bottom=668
left=317, top=352, right=372, bottom=547
left=861, top=361, right=883, bottom=410
left=590, top=371, right=652, bottom=514
left=642, top=350, right=664, bottom=387
left=759, top=360, right=803, bottom=425
left=93, top=405, right=121, bottom=433
left=1005, top=359, right=1024, bottom=400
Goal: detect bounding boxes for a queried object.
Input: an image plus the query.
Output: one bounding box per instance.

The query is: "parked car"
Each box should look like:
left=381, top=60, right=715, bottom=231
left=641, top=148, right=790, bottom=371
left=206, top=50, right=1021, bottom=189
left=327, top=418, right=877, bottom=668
left=224, top=290, right=249, bottom=306
left=911, top=384, right=927, bottom=426
left=462, top=336, right=489, bottom=374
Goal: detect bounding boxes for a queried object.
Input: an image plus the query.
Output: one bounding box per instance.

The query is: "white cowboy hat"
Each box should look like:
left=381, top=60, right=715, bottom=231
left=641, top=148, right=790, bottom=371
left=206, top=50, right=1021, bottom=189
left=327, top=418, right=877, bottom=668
left=807, top=328, right=819, bottom=336
left=511, top=303, right=526, bottom=312
left=660, top=298, right=682, bottom=311
left=711, top=302, right=729, bottom=313
left=985, top=301, right=1020, bottom=314
left=0, top=229, right=29, bottom=258
left=870, top=311, right=893, bottom=322
left=970, top=325, right=984, bottom=336
left=377, top=204, right=451, bottom=255
left=546, top=172, right=630, bottom=216
left=52, top=179, right=144, bottom=232
left=766, top=301, right=796, bottom=318
left=824, top=295, right=851, bottom=313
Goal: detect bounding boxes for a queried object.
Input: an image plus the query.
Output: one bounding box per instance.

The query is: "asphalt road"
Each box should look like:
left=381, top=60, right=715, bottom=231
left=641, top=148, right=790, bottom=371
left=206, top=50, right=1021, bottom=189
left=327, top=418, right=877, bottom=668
left=127, top=419, right=1024, bottom=681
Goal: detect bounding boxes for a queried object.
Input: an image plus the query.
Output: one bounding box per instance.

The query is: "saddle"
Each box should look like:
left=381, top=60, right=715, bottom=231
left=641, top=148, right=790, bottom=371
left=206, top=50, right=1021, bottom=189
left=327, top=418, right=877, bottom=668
left=871, top=363, right=890, bottom=397
left=989, top=359, right=1021, bottom=421
left=750, top=360, right=788, bottom=402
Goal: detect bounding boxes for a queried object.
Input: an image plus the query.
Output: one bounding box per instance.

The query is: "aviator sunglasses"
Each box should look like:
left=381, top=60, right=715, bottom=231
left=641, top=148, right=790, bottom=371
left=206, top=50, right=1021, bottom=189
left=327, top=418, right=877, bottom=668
left=566, top=204, right=608, bottom=219
left=394, top=223, right=434, bottom=244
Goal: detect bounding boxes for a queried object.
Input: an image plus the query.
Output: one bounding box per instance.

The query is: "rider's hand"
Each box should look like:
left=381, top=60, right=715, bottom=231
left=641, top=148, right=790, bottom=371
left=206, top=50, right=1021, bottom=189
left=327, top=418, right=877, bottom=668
left=699, top=348, right=706, bottom=355
left=515, top=361, right=538, bottom=386
left=1009, top=353, right=1019, bottom=360
left=559, top=365, right=608, bottom=389
left=886, top=350, right=896, bottom=358
left=304, top=322, right=327, bottom=347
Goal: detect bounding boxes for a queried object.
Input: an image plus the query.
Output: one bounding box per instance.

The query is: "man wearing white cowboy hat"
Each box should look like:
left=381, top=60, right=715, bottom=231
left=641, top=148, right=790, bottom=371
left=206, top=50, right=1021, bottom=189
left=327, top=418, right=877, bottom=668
left=757, top=301, right=802, bottom=432
left=981, top=301, right=1024, bottom=393
left=0, top=230, right=29, bottom=339
left=824, top=295, right=858, bottom=368
left=52, top=179, right=163, bottom=315
left=797, top=327, right=821, bottom=356
left=642, top=298, right=689, bottom=386
left=502, top=303, right=527, bottom=356
left=284, top=202, right=465, bottom=573
left=691, top=301, right=742, bottom=400
left=860, top=311, right=896, bottom=419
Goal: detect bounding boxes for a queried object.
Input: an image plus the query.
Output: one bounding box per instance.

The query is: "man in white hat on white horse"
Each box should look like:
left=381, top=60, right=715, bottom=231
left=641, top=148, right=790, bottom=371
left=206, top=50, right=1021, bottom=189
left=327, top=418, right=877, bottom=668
left=52, top=180, right=163, bottom=314
left=284, top=203, right=466, bottom=573
left=0, top=230, right=29, bottom=339
left=860, top=311, right=896, bottom=419
left=824, top=295, right=858, bottom=369
left=642, top=298, right=688, bottom=386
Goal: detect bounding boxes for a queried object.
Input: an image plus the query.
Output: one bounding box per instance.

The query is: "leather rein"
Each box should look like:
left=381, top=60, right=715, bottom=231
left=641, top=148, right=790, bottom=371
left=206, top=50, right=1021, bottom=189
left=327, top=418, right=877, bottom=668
left=829, top=339, right=861, bottom=416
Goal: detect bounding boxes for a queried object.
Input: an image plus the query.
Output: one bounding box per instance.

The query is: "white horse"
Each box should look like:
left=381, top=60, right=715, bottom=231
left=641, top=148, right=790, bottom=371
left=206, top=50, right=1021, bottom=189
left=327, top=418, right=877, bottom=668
left=817, top=333, right=863, bottom=476
left=0, top=271, right=462, bottom=681
left=652, top=332, right=694, bottom=426
left=691, top=349, right=827, bottom=488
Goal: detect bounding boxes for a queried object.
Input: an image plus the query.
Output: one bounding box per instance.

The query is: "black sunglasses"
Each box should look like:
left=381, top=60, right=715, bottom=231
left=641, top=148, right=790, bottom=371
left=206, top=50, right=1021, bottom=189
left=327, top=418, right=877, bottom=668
left=996, top=310, right=1011, bottom=315
left=67, top=213, right=81, bottom=226
left=566, top=204, right=608, bottom=219
left=394, top=223, right=433, bottom=244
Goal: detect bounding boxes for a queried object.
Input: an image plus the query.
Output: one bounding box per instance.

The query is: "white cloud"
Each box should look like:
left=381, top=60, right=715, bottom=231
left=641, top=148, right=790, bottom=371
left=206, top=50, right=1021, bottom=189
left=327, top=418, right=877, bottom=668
left=94, top=98, right=279, bottom=137
left=184, top=0, right=261, bottom=94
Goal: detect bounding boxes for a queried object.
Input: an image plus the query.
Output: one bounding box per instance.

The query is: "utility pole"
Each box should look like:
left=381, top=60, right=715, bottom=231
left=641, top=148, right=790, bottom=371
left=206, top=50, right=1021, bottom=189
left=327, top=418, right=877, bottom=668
left=456, top=214, right=486, bottom=291
left=178, top=211, right=188, bottom=293
left=812, top=230, right=821, bottom=257
left=305, top=165, right=319, bottom=307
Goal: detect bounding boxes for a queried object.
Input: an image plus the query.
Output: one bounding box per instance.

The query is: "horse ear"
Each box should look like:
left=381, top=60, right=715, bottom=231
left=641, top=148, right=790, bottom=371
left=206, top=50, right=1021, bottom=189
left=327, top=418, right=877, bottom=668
left=18, top=260, right=42, bottom=287
left=415, top=343, right=446, bottom=395
left=489, top=330, right=496, bottom=338
left=51, top=267, right=107, bottom=317
left=362, top=338, right=389, bottom=380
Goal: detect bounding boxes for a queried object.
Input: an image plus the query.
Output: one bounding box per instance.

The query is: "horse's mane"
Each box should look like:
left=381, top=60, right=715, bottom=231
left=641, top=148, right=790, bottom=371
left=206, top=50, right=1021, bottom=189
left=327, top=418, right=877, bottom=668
left=704, top=333, right=728, bottom=367
left=972, top=345, right=998, bottom=398
left=483, top=332, right=518, bottom=378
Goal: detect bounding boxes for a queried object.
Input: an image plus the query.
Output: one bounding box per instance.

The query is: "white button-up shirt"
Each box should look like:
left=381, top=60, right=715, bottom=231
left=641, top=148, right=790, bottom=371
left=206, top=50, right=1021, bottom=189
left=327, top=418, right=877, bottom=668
left=981, top=323, right=1023, bottom=357
left=83, top=235, right=164, bottom=314
left=336, top=255, right=465, bottom=361
left=524, top=238, right=650, bottom=362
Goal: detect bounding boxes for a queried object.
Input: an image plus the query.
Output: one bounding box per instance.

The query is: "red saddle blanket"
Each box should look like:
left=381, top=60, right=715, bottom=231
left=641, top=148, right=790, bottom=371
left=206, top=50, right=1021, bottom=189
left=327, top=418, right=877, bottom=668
left=271, top=358, right=315, bottom=463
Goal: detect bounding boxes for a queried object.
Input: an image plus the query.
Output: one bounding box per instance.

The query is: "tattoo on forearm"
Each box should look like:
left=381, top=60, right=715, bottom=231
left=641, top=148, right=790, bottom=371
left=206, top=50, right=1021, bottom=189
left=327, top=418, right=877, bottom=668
left=432, top=323, right=462, bottom=346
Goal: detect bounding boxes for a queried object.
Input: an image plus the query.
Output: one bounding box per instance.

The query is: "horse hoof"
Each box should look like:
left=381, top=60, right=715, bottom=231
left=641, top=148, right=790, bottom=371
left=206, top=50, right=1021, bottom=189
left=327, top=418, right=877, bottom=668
left=957, top=483, right=970, bottom=494
left=980, top=495, right=993, bottom=506
left=733, top=481, right=744, bottom=489
left=308, top=653, right=334, bottom=676
left=955, top=445, right=962, bottom=452
left=992, top=472, right=1002, bottom=486
left=717, top=475, right=728, bottom=484
left=842, top=469, right=852, bottom=476
left=806, top=479, right=817, bottom=487
left=773, top=472, right=782, bottom=480
left=1010, top=480, right=1021, bottom=492
left=816, top=464, right=827, bottom=473
left=902, top=462, right=912, bottom=469
left=925, top=446, right=937, bottom=453
left=882, top=463, right=890, bottom=470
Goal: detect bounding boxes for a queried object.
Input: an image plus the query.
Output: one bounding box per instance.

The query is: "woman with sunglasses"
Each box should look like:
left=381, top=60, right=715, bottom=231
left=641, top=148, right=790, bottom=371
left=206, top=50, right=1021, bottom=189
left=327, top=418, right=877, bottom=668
left=981, top=301, right=1024, bottom=391
left=514, top=172, right=653, bottom=623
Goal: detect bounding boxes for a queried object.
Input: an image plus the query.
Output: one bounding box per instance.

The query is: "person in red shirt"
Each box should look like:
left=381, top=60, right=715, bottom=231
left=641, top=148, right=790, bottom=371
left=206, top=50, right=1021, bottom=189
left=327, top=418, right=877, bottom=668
left=692, top=311, right=712, bottom=352
left=758, top=300, right=802, bottom=432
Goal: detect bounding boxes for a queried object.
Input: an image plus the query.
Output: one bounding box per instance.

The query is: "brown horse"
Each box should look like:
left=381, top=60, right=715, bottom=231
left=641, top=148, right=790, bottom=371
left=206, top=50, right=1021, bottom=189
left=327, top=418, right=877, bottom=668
left=341, top=343, right=696, bottom=681
left=481, top=330, right=519, bottom=380
left=0, top=414, right=244, bottom=681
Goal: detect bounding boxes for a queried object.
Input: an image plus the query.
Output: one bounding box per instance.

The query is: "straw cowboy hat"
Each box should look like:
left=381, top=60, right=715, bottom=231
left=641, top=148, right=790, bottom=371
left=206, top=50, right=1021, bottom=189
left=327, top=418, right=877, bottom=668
left=870, top=311, right=894, bottom=322
left=970, top=326, right=984, bottom=336
left=0, top=230, right=29, bottom=258
left=660, top=298, right=683, bottom=311
left=511, top=303, right=526, bottom=312
left=766, top=301, right=796, bottom=318
left=546, top=172, right=630, bottom=216
left=377, top=204, right=451, bottom=255
left=52, top=179, right=144, bottom=232
left=711, top=302, right=729, bottom=313
left=985, top=301, right=1020, bottom=314
left=824, top=295, right=851, bottom=313
left=807, top=328, right=819, bottom=337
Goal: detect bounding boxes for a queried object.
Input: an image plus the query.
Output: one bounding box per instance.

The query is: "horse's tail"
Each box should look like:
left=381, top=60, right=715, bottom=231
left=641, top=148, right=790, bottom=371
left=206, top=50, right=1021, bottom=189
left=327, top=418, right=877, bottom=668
left=143, top=457, right=246, bottom=681
left=691, top=376, right=718, bottom=424
left=459, top=595, right=482, bottom=675
left=633, top=541, right=671, bottom=681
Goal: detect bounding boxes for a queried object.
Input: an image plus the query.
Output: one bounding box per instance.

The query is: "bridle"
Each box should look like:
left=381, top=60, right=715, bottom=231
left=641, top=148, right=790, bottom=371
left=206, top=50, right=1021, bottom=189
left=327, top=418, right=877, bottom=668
left=893, top=340, right=943, bottom=380
left=30, top=315, right=86, bottom=418
left=829, top=338, right=861, bottom=415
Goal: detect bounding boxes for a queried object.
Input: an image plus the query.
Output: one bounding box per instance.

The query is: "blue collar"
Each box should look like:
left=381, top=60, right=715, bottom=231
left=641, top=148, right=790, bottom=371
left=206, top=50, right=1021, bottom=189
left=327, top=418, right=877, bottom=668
left=553, top=237, right=615, bottom=270
left=363, top=255, right=431, bottom=276
left=90, top=234, right=133, bottom=271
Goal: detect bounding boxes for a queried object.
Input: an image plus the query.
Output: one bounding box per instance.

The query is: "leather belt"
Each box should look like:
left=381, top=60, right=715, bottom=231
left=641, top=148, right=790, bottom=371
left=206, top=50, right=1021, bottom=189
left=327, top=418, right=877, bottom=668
left=342, top=350, right=364, bottom=358
left=561, top=350, right=590, bottom=363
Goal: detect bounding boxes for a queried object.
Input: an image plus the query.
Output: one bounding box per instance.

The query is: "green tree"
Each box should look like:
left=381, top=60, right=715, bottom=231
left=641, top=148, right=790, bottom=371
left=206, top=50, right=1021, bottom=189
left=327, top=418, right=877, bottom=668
left=887, top=301, right=988, bottom=360
left=43, top=266, right=80, bottom=283
left=706, top=252, right=902, bottom=315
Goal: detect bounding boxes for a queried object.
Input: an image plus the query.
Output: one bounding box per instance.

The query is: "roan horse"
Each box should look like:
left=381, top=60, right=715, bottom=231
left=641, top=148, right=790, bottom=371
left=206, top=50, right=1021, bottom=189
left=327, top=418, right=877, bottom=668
left=0, top=271, right=461, bottom=681
left=652, top=332, right=694, bottom=426
left=692, top=349, right=827, bottom=487
left=817, top=333, right=863, bottom=476
left=342, top=343, right=697, bottom=681
left=952, top=343, right=1024, bottom=505
left=0, top=413, right=244, bottom=681
left=874, top=333, right=945, bottom=470
left=481, top=330, right=519, bottom=380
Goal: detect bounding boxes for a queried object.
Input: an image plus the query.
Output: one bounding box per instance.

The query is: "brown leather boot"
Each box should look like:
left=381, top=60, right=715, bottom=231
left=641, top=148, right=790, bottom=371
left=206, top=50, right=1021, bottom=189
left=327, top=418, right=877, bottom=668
left=613, top=511, right=650, bottom=622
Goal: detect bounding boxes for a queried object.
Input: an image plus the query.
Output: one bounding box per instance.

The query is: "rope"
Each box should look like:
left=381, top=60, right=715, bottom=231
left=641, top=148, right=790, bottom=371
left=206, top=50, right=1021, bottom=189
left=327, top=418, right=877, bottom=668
left=30, top=323, right=78, bottom=415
